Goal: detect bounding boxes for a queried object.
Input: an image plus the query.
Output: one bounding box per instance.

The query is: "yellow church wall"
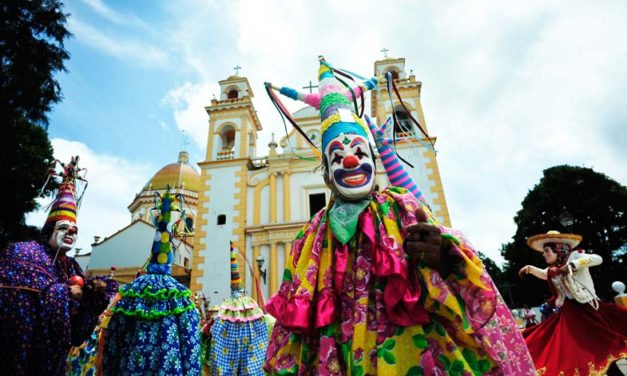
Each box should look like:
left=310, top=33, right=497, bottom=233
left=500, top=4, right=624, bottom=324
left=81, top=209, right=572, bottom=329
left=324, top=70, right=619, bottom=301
left=190, top=171, right=211, bottom=292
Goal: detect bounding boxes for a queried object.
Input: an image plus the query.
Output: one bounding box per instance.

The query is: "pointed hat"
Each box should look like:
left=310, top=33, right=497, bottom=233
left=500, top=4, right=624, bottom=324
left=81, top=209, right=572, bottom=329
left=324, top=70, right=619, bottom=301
left=45, top=156, right=81, bottom=226
left=230, top=241, right=243, bottom=296
left=146, top=189, right=178, bottom=275
left=317, top=56, right=369, bottom=151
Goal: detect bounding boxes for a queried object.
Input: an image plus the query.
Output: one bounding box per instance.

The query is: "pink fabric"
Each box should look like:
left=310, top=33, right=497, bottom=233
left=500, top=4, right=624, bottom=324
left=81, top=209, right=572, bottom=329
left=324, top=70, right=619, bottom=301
left=266, top=294, right=312, bottom=334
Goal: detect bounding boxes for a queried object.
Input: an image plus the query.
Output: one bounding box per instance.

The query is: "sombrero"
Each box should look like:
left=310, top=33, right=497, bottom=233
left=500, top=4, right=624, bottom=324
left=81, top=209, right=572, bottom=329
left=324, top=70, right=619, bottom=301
left=527, top=230, right=582, bottom=252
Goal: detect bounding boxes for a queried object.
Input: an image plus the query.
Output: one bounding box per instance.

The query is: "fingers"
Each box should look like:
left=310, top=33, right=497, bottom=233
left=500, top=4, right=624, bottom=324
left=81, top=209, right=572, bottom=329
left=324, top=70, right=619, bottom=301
left=414, top=207, right=428, bottom=223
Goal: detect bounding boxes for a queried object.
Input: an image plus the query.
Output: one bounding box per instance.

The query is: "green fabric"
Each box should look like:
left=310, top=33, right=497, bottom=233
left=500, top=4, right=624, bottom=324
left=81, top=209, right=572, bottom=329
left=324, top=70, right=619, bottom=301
left=328, top=197, right=372, bottom=244
left=110, top=302, right=196, bottom=320
left=121, top=286, right=192, bottom=300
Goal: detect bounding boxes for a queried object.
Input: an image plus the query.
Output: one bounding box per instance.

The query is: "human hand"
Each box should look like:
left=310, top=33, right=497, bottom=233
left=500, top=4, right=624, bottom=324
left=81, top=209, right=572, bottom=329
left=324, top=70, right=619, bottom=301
left=518, top=265, right=532, bottom=277
left=404, top=208, right=449, bottom=274
left=69, top=284, right=83, bottom=299
left=87, top=279, right=107, bottom=295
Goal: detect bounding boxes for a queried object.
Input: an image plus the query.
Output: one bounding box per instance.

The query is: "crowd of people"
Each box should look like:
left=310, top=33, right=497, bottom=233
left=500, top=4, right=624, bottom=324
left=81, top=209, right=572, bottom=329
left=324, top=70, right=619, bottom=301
left=1, top=57, right=625, bottom=375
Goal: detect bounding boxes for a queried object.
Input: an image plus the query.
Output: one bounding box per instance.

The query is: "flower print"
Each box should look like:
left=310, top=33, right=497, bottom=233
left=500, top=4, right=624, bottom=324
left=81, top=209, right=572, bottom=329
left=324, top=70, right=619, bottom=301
left=306, top=265, right=318, bottom=286
left=367, top=304, right=378, bottom=331
left=353, top=302, right=367, bottom=325
left=368, top=348, right=378, bottom=368
left=275, top=353, right=296, bottom=371
left=420, top=350, right=437, bottom=375
left=427, top=338, right=444, bottom=360
left=354, top=348, right=364, bottom=363
left=446, top=342, right=457, bottom=353
left=324, top=268, right=333, bottom=288
left=354, top=256, right=371, bottom=295
left=429, top=271, right=449, bottom=302
left=319, top=336, right=341, bottom=376
left=340, top=319, right=353, bottom=342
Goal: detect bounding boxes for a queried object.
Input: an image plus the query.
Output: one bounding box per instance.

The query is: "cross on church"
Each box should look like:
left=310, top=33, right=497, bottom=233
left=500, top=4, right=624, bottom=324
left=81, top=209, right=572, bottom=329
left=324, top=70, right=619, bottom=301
left=302, top=80, right=318, bottom=93
left=233, top=65, right=242, bottom=75
left=381, top=48, right=389, bottom=58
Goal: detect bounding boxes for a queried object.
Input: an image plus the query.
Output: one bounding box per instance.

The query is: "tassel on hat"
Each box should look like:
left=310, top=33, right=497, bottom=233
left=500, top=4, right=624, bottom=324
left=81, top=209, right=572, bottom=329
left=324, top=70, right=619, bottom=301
left=317, top=56, right=369, bottom=151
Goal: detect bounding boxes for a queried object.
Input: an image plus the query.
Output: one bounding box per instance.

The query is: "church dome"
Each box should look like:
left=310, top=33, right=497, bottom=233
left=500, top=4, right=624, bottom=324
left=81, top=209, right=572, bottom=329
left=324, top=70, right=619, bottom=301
left=145, top=151, right=201, bottom=192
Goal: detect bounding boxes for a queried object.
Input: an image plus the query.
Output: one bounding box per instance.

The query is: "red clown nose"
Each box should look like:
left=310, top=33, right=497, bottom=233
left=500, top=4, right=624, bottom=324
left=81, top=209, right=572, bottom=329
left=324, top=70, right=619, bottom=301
left=343, top=155, right=359, bottom=169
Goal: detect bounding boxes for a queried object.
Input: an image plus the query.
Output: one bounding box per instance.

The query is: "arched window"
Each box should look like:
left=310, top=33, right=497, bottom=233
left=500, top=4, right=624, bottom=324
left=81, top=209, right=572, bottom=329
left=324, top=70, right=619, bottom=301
left=219, top=125, right=236, bottom=151
left=227, top=89, right=239, bottom=99
left=393, top=105, right=412, bottom=135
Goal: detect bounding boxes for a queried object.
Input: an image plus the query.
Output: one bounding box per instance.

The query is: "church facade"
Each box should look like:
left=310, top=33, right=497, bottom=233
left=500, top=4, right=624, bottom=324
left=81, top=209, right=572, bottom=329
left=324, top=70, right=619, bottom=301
left=191, top=56, right=451, bottom=305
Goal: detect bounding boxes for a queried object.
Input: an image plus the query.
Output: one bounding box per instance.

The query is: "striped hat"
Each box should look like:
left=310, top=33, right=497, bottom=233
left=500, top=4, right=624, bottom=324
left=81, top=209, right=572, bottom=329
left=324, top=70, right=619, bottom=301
left=230, top=241, right=243, bottom=295
left=45, top=156, right=80, bottom=226
left=317, top=56, right=369, bottom=151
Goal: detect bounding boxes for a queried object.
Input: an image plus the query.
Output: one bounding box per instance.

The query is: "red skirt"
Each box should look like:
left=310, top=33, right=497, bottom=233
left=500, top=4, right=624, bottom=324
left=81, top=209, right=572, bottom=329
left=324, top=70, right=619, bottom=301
left=523, top=299, right=627, bottom=375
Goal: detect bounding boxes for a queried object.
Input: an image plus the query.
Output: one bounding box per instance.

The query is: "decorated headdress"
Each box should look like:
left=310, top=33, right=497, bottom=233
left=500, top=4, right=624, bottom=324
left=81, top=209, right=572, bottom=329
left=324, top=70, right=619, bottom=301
left=146, top=188, right=181, bottom=275
left=229, top=241, right=243, bottom=296
left=527, top=230, right=582, bottom=252
left=316, top=57, right=369, bottom=151
left=44, top=156, right=85, bottom=227
left=265, top=56, right=377, bottom=160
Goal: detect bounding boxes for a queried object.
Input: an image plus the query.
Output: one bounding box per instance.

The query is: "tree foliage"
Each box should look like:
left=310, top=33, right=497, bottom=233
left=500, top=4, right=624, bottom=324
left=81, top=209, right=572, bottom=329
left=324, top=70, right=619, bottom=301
left=501, top=165, right=627, bottom=306
left=0, top=0, right=71, bottom=247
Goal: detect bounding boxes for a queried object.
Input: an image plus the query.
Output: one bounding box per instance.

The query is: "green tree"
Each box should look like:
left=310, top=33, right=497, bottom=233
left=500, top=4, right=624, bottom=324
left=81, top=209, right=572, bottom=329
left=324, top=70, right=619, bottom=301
left=0, top=0, right=71, bottom=247
left=501, top=165, right=627, bottom=306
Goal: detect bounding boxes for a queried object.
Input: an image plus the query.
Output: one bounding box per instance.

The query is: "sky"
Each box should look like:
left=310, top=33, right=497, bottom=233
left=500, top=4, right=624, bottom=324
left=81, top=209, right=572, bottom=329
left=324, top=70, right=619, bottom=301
left=26, top=0, right=627, bottom=264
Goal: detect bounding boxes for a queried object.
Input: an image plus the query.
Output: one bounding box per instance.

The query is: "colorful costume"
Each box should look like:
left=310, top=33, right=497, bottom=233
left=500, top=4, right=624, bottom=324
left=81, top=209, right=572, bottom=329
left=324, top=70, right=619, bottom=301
left=102, top=190, right=201, bottom=375
left=209, top=242, right=270, bottom=375
left=522, top=231, right=627, bottom=375
left=264, top=57, right=535, bottom=375
left=0, top=156, right=118, bottom=376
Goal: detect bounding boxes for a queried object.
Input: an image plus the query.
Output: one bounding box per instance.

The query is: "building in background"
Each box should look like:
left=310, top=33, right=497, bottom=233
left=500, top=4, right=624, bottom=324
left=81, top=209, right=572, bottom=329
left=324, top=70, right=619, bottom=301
left=87, top=151, right=198, bottom=285
left=191, top=55, right=451, bottom=304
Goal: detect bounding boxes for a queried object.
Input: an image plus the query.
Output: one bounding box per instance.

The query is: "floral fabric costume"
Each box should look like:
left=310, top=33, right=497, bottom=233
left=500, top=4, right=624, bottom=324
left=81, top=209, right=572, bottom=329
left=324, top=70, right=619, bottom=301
left=265, top=187, right=534, bottom=375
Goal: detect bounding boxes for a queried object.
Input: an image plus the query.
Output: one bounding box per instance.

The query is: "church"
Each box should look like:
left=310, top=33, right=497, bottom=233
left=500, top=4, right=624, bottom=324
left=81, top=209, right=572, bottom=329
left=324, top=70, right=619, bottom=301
left=190, top=55, right=451, bottom=306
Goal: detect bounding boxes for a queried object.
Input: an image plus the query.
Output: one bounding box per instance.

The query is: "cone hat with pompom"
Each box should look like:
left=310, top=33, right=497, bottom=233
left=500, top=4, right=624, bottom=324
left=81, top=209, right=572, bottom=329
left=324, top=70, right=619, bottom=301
left=45, top=156, right=81, bottom=226
left=317, top=56, right=369, bottom=151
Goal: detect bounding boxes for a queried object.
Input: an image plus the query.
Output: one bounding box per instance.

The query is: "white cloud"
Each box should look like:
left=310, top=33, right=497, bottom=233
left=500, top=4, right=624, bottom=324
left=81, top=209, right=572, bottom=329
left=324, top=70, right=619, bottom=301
left=68, top=0, right=627, bottom=265
left=68, top=17, right=168, bottom=68
left=162, top=82, right=218, bottom=148
left=26, top=139, right=154, bottom=257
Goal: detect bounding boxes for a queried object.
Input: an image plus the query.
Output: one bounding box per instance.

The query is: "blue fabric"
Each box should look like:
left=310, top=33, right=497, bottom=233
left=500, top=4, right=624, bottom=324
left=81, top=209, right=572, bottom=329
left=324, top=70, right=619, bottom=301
left=111, top=274, right=193, bottom=319
left=364, top=77, right=377, bottom=90
left=279, top=87, right=300, bottom=100
left=103, top=274, right=201, bottom=375
left=104, top=309, right=200, bottom=375
left=210, top=319, right=268, bottom=376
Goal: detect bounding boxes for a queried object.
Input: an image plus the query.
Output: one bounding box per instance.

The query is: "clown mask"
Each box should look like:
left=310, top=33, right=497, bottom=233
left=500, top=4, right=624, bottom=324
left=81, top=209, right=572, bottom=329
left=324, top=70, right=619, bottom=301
left=48, top=220, right=79, bottom=252
left=324, top=133, right=376, bottom=201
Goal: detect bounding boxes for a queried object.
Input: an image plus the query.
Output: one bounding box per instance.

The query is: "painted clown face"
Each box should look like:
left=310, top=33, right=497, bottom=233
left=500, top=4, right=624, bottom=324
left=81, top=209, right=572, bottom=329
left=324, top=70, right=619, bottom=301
left=324, top=133, right=376, bottom=201
left=48, top=220, right=78, bottom=252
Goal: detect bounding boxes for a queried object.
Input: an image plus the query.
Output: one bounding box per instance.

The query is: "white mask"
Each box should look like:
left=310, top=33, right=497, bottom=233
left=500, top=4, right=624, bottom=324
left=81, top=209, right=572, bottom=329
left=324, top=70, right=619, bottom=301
left=324, top=133, right=376, bottom=201
left=48, top=220, right=78, bottom=252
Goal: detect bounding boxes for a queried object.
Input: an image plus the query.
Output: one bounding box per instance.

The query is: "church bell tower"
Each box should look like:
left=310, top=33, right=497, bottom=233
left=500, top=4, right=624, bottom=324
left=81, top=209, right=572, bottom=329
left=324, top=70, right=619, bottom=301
left=191, top=69, right=262, bottom=300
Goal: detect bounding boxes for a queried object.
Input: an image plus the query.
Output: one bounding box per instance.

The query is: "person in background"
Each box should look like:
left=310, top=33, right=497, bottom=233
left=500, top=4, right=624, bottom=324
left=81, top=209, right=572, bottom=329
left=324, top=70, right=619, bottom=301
left=0, top=156, right=118, bottom=375
left=519, top=230, right=627, bottom=375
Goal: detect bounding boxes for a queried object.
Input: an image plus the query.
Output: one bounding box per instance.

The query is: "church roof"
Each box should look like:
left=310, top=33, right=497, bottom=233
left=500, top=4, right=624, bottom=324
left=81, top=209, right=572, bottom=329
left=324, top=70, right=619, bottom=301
left=145, top=151, right=201, bottom=192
